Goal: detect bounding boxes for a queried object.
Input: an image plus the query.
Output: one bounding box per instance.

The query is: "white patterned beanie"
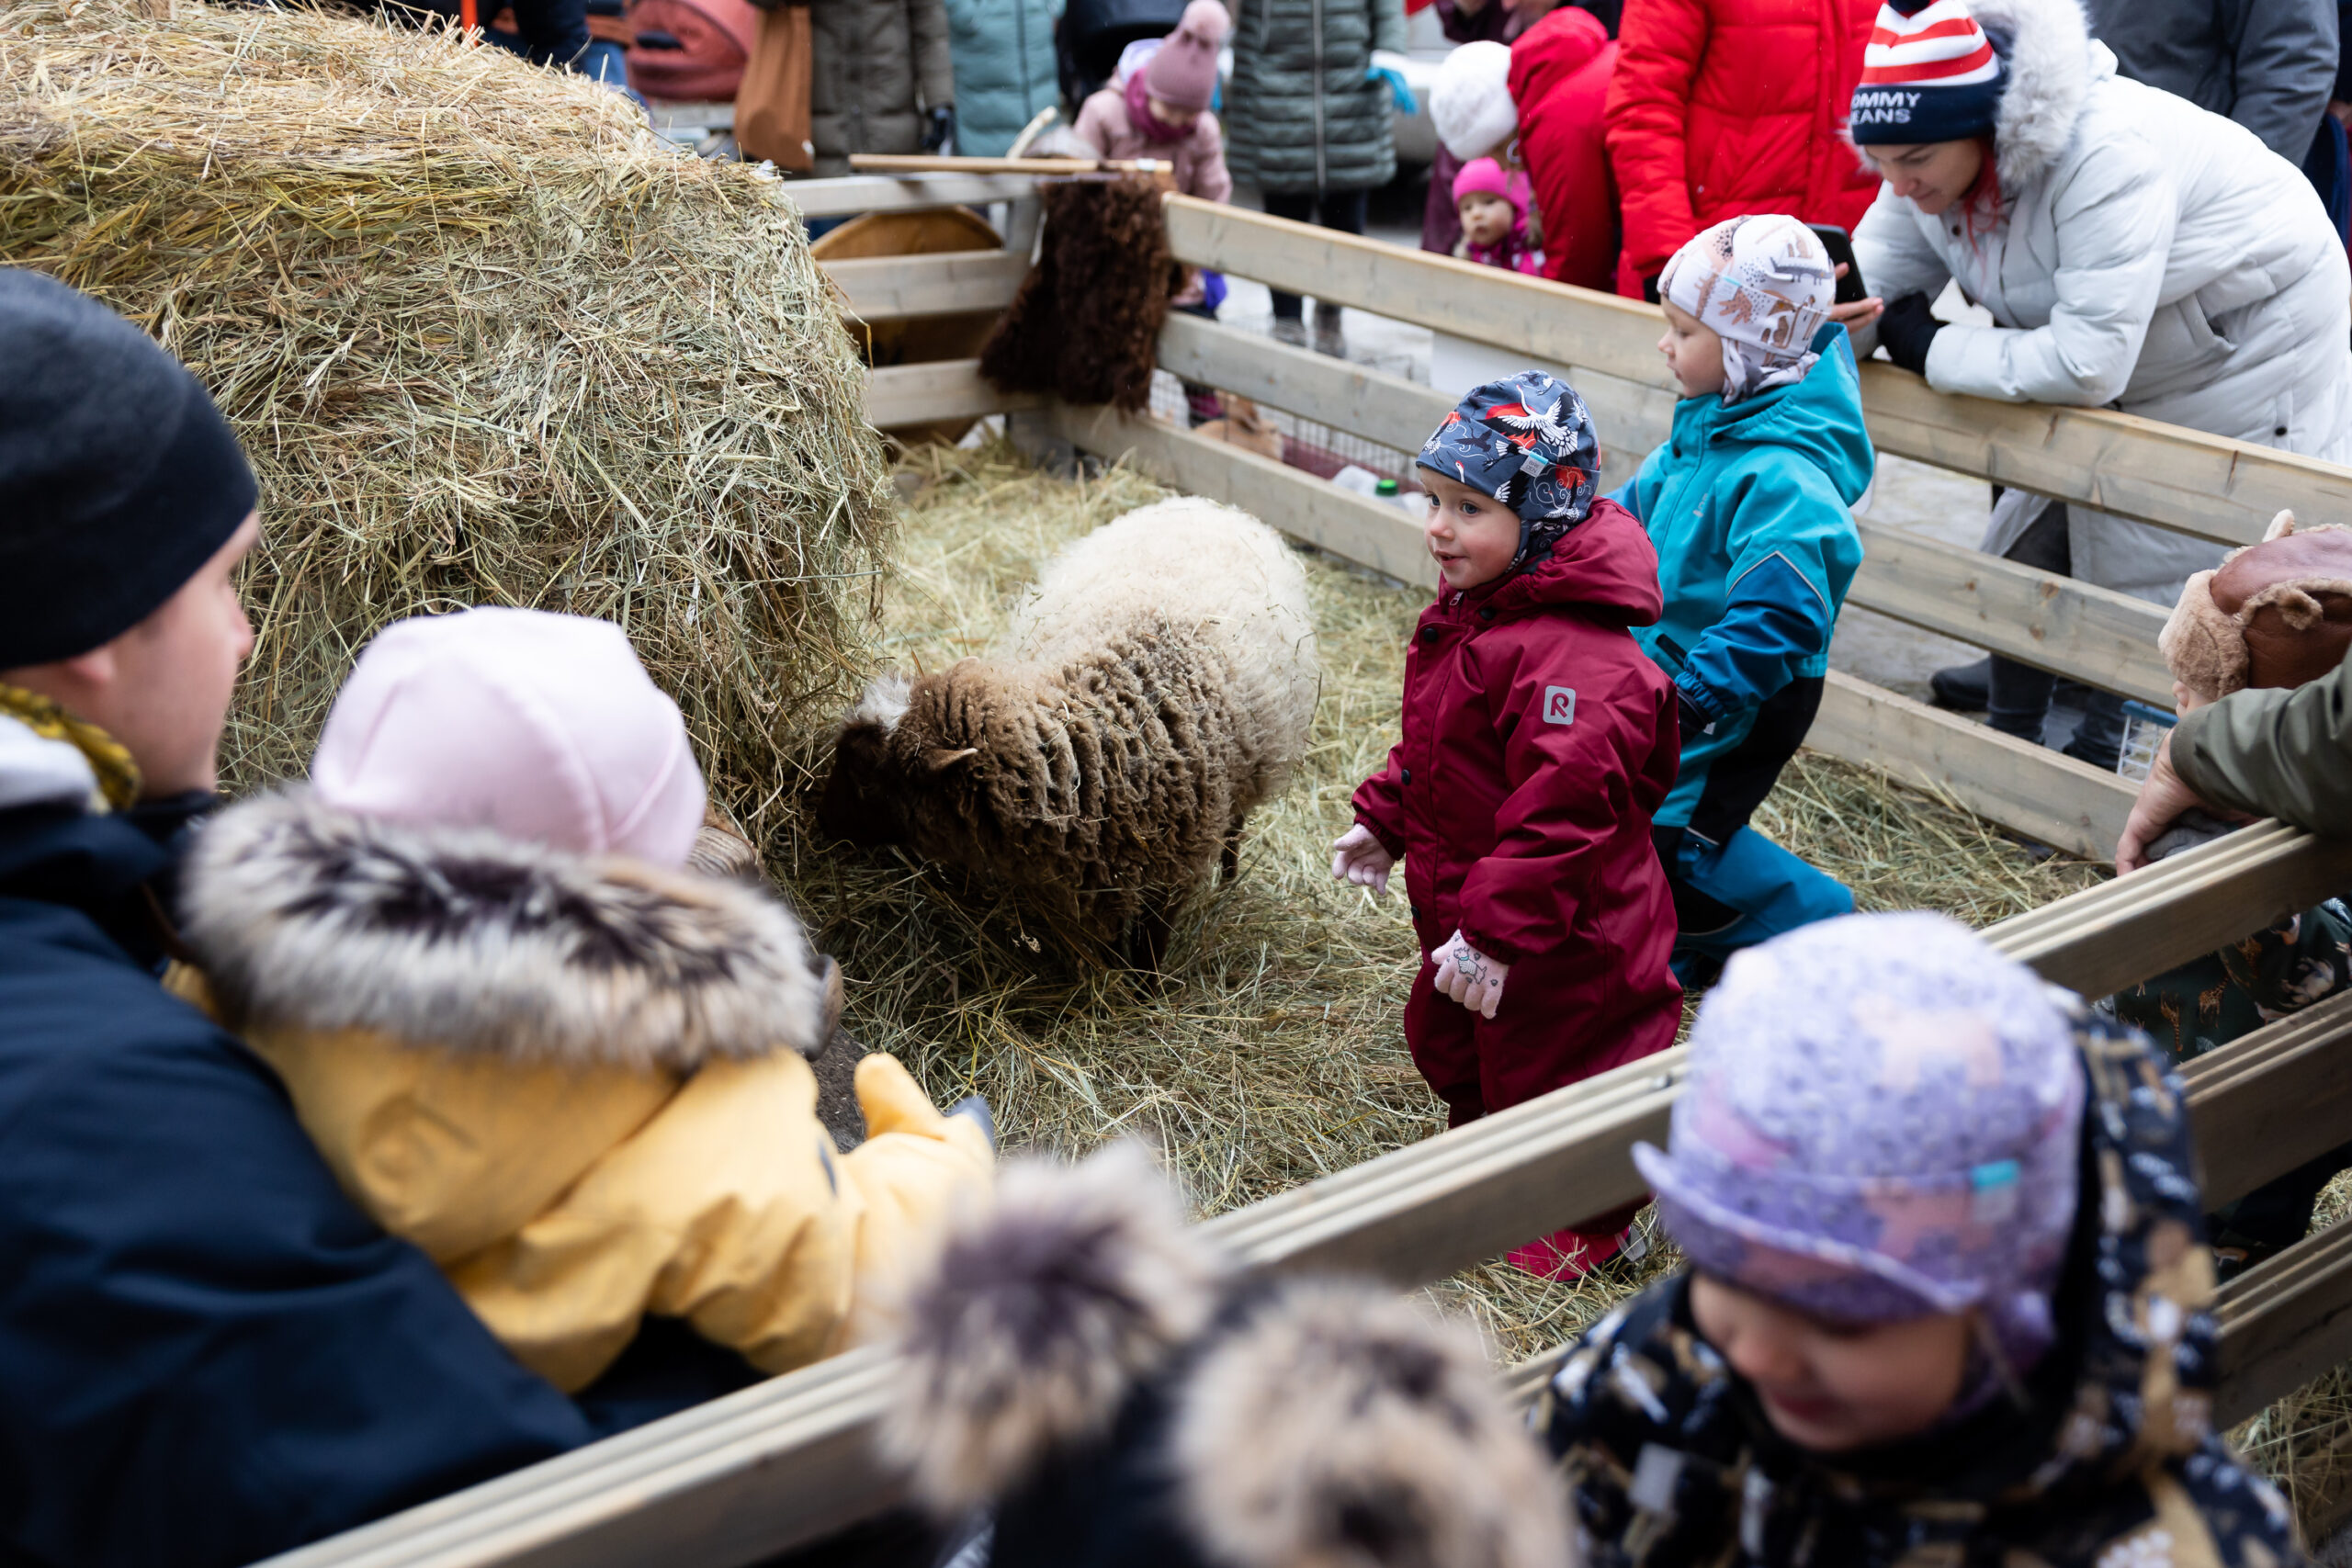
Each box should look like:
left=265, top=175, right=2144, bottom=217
left=1659, top=214, right=1836, bottom=403
left=1634, top=911, right=2085, bottom=1371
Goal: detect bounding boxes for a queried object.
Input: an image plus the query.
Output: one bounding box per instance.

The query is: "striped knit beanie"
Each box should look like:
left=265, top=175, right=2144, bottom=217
left=1850, top=0, right=2008, bottom=147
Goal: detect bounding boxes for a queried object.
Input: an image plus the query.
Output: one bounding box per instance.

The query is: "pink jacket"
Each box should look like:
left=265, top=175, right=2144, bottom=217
left=1071, top=88, right=1234, bottom=204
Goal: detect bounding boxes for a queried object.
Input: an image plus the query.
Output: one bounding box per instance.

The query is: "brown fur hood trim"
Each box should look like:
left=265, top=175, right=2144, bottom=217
left=1173, top=1280, right=1572, bottom=1568
left=179, top=789, right=830, bottom=1068
left=880, top=1142, right=1226, bottom=1512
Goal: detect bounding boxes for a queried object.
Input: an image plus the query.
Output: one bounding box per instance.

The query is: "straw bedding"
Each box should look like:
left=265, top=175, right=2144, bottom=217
left=802, top=439, right=2352, bottom=1538
left=0, top=0, right=890, bottom=833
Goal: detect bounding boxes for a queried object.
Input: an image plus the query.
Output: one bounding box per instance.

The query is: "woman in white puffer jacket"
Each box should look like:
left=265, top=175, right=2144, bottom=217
left=1842, top=0, right=2352, bottom=765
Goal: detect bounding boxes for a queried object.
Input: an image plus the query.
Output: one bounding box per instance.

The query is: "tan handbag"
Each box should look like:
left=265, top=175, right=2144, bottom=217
left=735, top=2, right=813, bottom=173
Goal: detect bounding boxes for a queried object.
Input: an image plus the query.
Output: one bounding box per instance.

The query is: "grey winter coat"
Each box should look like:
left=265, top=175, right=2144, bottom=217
left=1852, top=0, right=2352, bottom=605
left=944, top=0, right=1061, bottom=158
left=810, top=0, right=956, bottom=176
left=2082, top=0, right=2339, bottom=163
left=1223, top=0, right=1408, bottom=193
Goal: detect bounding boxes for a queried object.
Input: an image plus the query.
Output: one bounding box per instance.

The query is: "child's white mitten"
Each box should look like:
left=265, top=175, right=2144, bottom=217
left=1330, top=824, right=1396, bottom=895
left=1431, top=931, right=1509, bottom=1020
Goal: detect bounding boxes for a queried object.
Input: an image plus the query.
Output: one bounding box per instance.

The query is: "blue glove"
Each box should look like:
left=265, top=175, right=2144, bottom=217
left=1367, top=51, right=1417, bottom=115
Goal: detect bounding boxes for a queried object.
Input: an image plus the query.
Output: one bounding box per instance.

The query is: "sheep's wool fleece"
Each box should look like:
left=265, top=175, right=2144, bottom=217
left=830, top=497, right=1318, bottom=941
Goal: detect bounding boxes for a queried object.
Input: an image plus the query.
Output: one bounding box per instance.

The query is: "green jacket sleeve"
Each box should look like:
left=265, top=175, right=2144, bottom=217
left=2172, top=643, right=2352, bottom=833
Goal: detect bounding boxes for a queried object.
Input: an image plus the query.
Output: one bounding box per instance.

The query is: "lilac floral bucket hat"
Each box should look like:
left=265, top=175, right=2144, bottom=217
left=1635, top=912, right=2086, bottom=1367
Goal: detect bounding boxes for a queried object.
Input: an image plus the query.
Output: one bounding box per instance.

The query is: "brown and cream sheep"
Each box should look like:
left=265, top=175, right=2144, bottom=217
left=819, top=497, right=1319, bottom=966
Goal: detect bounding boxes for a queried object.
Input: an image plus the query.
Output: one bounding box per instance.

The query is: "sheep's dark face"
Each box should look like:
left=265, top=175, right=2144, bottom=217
left=818, top=719, right=910, bottom=849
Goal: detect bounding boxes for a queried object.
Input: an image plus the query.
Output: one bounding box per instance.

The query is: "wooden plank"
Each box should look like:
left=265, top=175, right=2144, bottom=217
left=786, top=173, right=1044, bottom=220
left=1161, top=196, right=2352, bottom=549
left=1155, top=312, right=2167, bottom=697
left=1988, top=820, right=2352, bottom=1000
left=820, top=252, right=1028, bottom=321
left=1808, top=670, right=2140, bottom=863
left=2184, top=989, right=2352, bottom=1208
left=864, top=359, right=1038, bottom=429
left=2216, top=1219, right=2352, bottom=1425
left=1049, top=403, right=1439, bottom=587
left=269, top=811, right=2352, bottom=1567
left=1847, top=525, right=2173, bottom=705
left=1157, top=311, right=1447, bottom=455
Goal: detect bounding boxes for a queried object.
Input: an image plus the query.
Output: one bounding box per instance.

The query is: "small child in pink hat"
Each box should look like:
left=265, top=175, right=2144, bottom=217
left=1451, top=157, right=1543, bottom=276
left=1071, top=0, right=1234, bottom=208
left=174, top=607, right=992, bottom=1396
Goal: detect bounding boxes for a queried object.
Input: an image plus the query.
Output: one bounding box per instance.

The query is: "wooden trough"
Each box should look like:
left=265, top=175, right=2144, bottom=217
left=258, top=172, right=2352, bottom=1568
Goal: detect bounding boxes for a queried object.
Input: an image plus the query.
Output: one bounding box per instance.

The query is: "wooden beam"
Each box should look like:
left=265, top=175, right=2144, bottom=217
left=2184, top=988, right=2352, bottom=1208
left=267, top=809, right=2352, bottom=1567
left=1160, top=196, right=2352, bottom=549
left=1988, top=820, right=2352, bottom=1000
left=864, top=359, right=1038, bottom=429
left=820, top=252, right=1029, bottom=321
left=1156, top=311, right=1446, bottom=455
left=1807, top=670, right=2140, bottom=863
left=1155, top=311, right=2173, bottom=699
left=2216, top=1219, right=2352, bottom=1426
left=1846, top=525, right=2173, bottom=705
left=1048, top=403, right=1439, bottom=587
left=786, top=173, right=1044, bottom=220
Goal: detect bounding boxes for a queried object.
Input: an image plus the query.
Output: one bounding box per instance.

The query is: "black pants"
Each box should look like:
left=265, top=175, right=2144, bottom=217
left=1261, top=188, right=1369, bottom=319
left=1987, top=503, right=2128, bottom=770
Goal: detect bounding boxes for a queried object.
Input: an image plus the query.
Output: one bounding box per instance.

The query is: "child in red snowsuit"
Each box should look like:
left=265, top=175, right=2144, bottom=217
left=1334, top=372, right=1683, bottom=1280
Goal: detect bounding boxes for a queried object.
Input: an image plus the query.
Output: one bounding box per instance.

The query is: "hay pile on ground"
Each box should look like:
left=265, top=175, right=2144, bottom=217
left=0, top=0, right=889, bottom=828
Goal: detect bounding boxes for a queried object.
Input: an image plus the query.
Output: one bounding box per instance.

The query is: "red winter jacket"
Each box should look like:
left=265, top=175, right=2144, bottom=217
left=1510, top=8, right=1621, bottom=293
left=1352, top=499, right=1680, bottom=975
left=1602, top=0, right=1880, bottom=283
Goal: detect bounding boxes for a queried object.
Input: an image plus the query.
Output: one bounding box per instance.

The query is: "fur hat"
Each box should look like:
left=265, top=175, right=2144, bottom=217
left=1430, top=41, right=1516, bottom=162
left=2162, top=511, right=2352, bottom=704
left=882, top=1143, right=1571, bottom=1568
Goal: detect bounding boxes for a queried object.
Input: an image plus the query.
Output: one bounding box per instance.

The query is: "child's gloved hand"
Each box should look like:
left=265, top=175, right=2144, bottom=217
left=1431, top=930, right=1509, bottom=1020
left=1330, top=823, right=1397, bottom=894
left=1367, top=51, right=1418, bottom=115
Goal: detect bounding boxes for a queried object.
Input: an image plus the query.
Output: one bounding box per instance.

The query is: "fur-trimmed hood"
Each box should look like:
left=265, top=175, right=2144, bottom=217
left=884, top=1144, right=1570, bottom=1568
left=1973, top=0, right=2098, bottom=193
left=180, top=789, right=833, bottom=1070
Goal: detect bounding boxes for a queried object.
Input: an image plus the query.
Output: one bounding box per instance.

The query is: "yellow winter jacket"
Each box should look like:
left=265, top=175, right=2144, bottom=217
left=172, top=791, right=990, bottom=1393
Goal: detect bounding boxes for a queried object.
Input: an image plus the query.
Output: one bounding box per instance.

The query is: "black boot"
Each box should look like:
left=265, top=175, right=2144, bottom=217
left=1929, top=657, right=1991, bottom=711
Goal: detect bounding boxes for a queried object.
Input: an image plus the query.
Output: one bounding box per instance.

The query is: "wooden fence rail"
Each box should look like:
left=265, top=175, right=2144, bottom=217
left=265, top=824, right=2352, bottom=1568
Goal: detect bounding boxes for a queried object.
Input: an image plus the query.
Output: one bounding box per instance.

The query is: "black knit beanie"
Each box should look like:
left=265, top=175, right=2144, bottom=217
left=0, top=268, right=256, bottom=669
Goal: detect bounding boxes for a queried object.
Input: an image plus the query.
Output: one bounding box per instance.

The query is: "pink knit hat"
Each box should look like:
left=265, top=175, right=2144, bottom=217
left=1451, top=157, right=1529, bottom=215
left=311, top=607, right=707, bottom=869
left=1145, top=0, right=1229, bottom=111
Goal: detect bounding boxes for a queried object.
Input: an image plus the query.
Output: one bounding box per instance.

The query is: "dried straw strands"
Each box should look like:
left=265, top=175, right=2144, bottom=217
left=0, top=0, right=891, bottom=832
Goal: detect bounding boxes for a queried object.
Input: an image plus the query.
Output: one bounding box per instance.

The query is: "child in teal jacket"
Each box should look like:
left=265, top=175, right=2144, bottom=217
left=1612, top=215, right=1870, bottom=980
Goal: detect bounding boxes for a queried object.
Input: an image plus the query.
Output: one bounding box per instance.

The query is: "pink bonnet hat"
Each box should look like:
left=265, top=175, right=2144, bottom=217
left=1145, top=0, right=1229, bottom=111
left=311, top=607, right=707, bottom=869
left=1451, top=157, right=1528, bottom=213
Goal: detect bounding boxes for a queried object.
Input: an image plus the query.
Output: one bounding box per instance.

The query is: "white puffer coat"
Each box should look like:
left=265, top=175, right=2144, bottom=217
left=1852, top=0, right=2352, bottom=604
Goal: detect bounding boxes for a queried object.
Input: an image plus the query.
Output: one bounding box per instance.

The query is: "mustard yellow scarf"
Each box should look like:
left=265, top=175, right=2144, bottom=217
left=0, top=685, right=143, bottom=811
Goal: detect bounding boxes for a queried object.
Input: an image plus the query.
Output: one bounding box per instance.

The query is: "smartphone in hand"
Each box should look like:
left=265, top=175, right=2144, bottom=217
left=1809, top=224, right=1868, bottom=305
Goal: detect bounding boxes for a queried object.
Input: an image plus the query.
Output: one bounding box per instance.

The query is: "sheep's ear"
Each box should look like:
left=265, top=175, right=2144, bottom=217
left=927, top=746, right=980, bottom=772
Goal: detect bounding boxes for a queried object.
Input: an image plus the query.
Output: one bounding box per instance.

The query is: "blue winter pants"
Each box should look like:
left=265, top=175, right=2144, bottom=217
left=1665, top=826, right=1852, bottom=976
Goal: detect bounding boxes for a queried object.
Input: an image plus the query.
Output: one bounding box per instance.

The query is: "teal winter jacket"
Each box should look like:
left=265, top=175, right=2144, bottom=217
left=1611, top=322, right=1871, bottom=840
left=944, top=0, right=1061, bottom=158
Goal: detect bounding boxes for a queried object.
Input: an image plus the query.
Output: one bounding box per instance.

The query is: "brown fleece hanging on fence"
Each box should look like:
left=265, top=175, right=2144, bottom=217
left=980, top=176, right=1176, bottom=414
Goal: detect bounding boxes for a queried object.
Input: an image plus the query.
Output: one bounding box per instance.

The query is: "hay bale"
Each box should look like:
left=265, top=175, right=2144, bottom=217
left=0, top=0, right=891, bottom=834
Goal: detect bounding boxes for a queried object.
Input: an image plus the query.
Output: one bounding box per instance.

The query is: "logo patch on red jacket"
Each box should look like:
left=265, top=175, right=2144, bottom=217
left=1543, top=686, right=1577, bottom=726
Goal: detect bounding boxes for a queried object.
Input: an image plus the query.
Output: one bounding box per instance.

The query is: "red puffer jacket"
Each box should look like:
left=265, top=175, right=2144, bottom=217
left=1510, top=8, right=1621, bottom=293
left=1353, top=498, right=1679, bottom=987
left=1603, top=0, right=1880, bottom=283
